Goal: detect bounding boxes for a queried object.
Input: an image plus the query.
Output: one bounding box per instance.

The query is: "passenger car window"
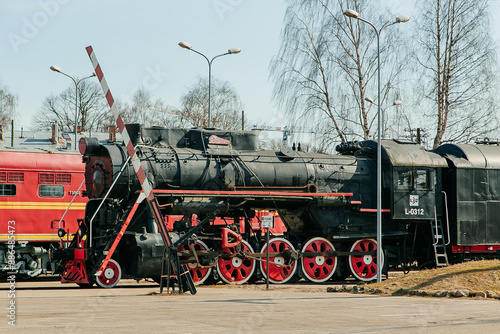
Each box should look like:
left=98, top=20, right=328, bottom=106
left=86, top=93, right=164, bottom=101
left=39, top=185, right=64, bottom=198
left=0, top=184, right=16, bottom=196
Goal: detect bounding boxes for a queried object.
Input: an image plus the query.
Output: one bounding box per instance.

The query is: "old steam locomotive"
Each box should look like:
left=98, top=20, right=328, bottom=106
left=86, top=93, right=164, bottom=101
left=54, top=123, right=500, bottom=287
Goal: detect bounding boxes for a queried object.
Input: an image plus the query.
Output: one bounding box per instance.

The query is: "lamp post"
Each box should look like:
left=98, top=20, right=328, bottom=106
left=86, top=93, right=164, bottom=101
left=365, top=97, right=402, bottom=139
left=178, top=41, right=241, bottom=128
left=50, top=66, right=96, bottom=150
left=343, top=9, right=409, bottom=282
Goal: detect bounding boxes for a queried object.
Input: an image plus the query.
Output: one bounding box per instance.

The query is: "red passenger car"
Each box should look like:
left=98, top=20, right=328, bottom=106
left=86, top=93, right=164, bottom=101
left=0, top=149, right=86, bottom=277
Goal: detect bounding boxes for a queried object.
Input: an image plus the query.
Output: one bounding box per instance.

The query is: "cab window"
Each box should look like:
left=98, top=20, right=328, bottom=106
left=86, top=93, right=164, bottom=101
left=396, top=168, right=430, bottom=190
left=397, top=169, right=412, bottom=189
left=415, top=170, right=429, bottom=189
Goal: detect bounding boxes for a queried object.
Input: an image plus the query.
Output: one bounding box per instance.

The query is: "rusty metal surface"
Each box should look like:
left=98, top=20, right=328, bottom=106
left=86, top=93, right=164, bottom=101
left=382, top=140, right=448, bottom=167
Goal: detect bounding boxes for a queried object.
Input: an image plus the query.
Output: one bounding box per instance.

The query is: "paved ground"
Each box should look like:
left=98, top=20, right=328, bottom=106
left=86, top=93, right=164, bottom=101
left=1, top=278, right=499, bottom=333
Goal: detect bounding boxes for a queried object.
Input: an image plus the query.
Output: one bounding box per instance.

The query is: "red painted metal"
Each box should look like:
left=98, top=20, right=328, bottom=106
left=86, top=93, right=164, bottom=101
left=221, top=227, right=243, bottom=248
left=359, top=208, right=391, bottom=213
left=452, top=245, right=500, bottom=253
left=217, top=240, right=256, bottom=284
left=61, top=259, right=88, bottom=284
left=0, top=150, right=85, bottom=241
left=260, top=237, right=297, bottom=284
left=348, top=239, right=383, bottom=282
left=301, top=237, right=337, bottom=283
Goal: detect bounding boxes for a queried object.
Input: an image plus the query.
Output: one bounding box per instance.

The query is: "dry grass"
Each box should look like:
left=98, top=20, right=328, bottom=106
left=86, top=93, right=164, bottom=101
left=367, top=260, right=500, bottom=296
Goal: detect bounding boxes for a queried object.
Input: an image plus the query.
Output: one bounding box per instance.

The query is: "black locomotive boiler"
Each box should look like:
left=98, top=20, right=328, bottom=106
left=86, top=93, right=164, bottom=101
left=56, top=124, right=500, bottom=287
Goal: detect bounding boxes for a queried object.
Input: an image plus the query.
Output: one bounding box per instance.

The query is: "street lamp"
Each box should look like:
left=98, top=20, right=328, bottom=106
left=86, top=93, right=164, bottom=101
left=178, top=41, right=241, bottom=128
left=344, top=9, right=409, bottom=282
left=364, top=97, right=403, bottom=138
left=50, top=65, right=96, bottom=150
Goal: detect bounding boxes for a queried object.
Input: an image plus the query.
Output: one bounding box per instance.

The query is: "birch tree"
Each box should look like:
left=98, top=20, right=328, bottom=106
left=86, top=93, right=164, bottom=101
left=416, top=0, right=498, bottom=148
left=270, top=0, right=408, bottom=150
left=0, top=83, right=18, bottom=126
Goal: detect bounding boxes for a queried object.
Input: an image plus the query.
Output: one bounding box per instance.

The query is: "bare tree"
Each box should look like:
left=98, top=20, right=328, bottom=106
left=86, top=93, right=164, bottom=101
left=130, top=87, right=153, bottom=125
left=178, top=77, right=244, bottom=130
left=33, top=80, right=108, bottom=132
left=0, top=83, right=18, bottom=127
left=416, top=0, right=498, bottom=148
left=270, top=0, right=407, bottom=150
left=116, top=87, right=180, bottom=128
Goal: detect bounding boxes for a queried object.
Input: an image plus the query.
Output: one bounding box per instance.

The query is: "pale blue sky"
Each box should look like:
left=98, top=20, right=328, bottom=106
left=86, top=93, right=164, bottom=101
left=2, top=0, right=497, bottom=135
left=1, top=1, right=291, bottom=130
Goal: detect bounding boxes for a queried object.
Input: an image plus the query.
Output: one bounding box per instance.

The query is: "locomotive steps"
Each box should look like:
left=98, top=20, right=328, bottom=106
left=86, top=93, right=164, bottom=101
left=327, top=259, right=500, bottom=299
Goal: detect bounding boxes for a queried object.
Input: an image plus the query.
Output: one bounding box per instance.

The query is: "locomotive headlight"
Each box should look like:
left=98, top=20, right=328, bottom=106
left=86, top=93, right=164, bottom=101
left=79, top=137, right=100, bottom=155
left=58, top=228, right=66, bottom=238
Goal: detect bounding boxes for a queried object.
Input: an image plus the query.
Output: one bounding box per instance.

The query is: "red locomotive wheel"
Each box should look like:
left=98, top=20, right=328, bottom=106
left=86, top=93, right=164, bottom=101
left=260, top=238, right=297, bottom=284
left=348, top=239, right=384, bottom=282
left=217, top=240, right=256, bottom=284
left=178, top=240, right=212, bottom=285
left=301, top=237, right=337, bottom=283
left=96, top=259, right=122, bottom=288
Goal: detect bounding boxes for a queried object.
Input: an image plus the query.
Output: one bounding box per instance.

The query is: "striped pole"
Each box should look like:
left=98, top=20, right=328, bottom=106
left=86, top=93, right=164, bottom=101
left=85, top=45, right=172, bottom=248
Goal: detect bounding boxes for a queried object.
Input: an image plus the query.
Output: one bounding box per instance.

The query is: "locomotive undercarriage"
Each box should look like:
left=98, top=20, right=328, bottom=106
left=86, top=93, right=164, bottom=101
left=0, top=242, right=54, bottom=278
left=55, top=191, right=435, bottom=287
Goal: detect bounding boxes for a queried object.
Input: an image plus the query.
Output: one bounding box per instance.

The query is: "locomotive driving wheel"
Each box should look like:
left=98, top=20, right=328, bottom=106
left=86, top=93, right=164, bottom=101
left=217, top=239, right=256, bottom=284
left=96, top=259, right=122, bottom=288
left=178, top=240, right=212, bottom=286
left=348, top=239, right=384, bottom=282
left=301, top=237, right=337, bottom=283
left=259, top=237, right=297, bottom=284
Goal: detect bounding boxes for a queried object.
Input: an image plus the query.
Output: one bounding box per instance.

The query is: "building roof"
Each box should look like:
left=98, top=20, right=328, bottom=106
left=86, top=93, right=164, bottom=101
left=0, top=128, right=121, bottom=152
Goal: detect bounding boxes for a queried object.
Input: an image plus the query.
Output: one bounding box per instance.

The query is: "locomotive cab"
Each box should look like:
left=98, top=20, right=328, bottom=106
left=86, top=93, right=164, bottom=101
left=392, top=166, right=435, bottom=219
left=361, top=139, right=448, bottom=221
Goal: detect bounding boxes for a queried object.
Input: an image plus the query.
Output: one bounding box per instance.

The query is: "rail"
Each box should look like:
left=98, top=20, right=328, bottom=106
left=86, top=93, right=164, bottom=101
left=441, top=191, right=451, bottom=246
left=57, top=178, right=86, bottom=230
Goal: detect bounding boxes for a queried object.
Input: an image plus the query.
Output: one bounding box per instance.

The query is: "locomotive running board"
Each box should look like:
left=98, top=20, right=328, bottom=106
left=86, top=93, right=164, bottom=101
left=86, top=46, right=195, bottom=293
left=152, top=189, right=354, bottom=206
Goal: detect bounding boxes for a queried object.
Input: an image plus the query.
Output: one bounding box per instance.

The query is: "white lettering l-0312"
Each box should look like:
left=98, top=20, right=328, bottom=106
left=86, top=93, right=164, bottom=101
left=405, top=208, right=424, bottom=216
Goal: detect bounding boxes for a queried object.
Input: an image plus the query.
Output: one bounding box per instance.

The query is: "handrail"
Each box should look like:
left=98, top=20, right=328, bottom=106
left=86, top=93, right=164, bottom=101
left=441, top=191, right=451, bottom=246
left=433, top=206, right=439, bottom=246
left=89, top=155, right=131, bottom=248
left=58, top=178, right=86, bottom=230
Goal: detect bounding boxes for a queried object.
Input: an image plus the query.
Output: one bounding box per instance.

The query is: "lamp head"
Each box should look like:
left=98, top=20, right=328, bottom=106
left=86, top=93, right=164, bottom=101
left=228, top=48, right=241, bottom=54
left=343, top=9, right=360, bottom=19
left=396, top=15, right=410, bottom=23
left=178, top=41, right=192, bottom=50
left=50, top=65, right=62, bottom=73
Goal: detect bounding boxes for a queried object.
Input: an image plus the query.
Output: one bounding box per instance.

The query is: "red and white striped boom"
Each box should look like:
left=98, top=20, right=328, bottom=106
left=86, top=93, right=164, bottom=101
left=85, top=46, right=173, bottom=277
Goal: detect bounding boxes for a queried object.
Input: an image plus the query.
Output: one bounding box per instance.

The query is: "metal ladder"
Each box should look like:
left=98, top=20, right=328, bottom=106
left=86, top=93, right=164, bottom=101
left=430, top=218, right=449, bottom=267
left=158, top=210, right=219, bottom=294
left=159, top=249, right=196, bottom=294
